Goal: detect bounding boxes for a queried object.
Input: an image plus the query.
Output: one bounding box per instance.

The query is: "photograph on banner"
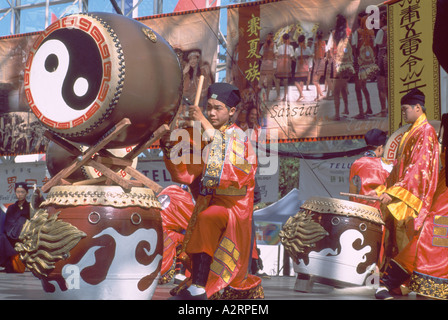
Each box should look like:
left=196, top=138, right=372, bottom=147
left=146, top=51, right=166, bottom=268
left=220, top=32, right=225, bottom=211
left=254, top=221, right=283, bottom=245
left=140, top=8, right=220, bottom=109
left=0, top=34, right=47, bottom=156
left=226, top=0, right=395, bottom=141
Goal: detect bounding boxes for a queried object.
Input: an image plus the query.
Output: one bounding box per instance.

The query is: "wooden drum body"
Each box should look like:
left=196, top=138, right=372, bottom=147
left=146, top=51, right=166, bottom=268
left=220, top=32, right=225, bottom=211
left=24, top=12, right=182, bottom=148
left=16, top=185, right=163, bottom=300
left=283, top=196, right=384, bottom=288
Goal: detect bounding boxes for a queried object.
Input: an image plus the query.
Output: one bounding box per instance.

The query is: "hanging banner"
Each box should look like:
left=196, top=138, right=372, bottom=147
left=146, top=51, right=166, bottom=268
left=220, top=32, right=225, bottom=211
left=227, top=0, right=388, bottom=142
left=387, top=0, right=440, bottom=133
left=0, top=33, right=45, bottom=156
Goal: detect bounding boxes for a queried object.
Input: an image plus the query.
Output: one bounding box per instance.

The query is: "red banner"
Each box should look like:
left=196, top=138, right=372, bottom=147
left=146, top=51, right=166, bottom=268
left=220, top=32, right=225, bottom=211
left=234, top=5, right=261, bottom=90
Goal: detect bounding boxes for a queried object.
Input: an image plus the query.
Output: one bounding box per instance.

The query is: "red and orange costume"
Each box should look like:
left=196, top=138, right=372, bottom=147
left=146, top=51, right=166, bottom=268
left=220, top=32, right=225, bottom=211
left=407, top=114, right=448, bottom=299
left=164, top=122, right=263, bottom=299
left=349, top=129, right=392, bottom=266
left=377, top=111, right=440, bottom=299
left=349, top=151, right=392, bottom=211
left=408, top=149, right=448, bottom=299
left=384, top=113, right=439, bottom=234
left=158, top=185, right=194, bottom=283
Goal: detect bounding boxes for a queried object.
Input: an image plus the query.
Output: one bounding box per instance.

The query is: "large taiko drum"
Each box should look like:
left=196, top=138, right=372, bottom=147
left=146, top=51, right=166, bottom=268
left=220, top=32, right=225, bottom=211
left=24, top=12, right=182, bottom=148
left=286, top=196, right=384, bottom=289
left=16, top=185, right=163, bottom=300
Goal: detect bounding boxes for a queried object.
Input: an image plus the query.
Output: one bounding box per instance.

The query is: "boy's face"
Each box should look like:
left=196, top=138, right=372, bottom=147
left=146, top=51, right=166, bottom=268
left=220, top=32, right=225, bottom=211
left=206, top=98, right=236, bottom=129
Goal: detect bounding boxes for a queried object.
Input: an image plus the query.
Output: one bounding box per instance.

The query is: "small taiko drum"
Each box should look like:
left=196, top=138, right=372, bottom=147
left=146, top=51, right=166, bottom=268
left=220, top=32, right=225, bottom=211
left=17, top=185, right=163, bottom=300
left=24, top=12, right=182, bottom=148
left=291, top=196, right=384, bottom=288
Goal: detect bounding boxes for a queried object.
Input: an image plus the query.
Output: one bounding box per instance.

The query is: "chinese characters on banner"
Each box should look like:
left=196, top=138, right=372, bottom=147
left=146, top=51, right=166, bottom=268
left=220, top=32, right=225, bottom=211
left=387, top=0, right=440, bottom=133
left=237, top=5, right=261, bottom=91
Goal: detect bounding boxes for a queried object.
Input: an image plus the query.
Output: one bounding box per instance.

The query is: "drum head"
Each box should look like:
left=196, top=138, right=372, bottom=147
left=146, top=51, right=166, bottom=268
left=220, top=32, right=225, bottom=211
left=25, top=14, right=122, bottom=137
left=24, top=13, right=182, bottom=148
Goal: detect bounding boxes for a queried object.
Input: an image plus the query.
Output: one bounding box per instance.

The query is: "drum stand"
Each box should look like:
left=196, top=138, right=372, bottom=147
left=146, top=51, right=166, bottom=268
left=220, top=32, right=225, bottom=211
left=41, top=118, right=168, bottom=194
left=294, top=274, right=334, bottom=294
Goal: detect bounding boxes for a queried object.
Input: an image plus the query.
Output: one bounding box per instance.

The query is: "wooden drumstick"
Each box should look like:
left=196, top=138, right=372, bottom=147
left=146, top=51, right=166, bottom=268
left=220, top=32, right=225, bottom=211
left=340, top=192, right=381, bottom=201
left=195, top=76, right=215, bottom=141
left=194, top=75, right=205, bottom=106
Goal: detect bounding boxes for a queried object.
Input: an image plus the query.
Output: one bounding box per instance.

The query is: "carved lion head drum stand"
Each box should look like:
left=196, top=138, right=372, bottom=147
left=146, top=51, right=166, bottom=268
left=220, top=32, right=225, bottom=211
left=15, top=12, right=182, bottom=299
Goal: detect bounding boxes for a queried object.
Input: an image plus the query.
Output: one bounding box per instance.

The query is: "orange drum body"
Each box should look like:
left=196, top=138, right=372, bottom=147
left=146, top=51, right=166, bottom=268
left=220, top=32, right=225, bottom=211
left=24, top=12, right=182, bottom=148
left=17, top=186, right=163, bottom=300
left=284, top=197, right=384, bottom=289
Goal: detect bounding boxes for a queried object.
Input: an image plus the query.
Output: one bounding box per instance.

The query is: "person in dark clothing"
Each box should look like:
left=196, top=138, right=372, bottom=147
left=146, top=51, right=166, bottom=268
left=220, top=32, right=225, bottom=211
left=0, top=182, right=30, bottom=273
left=433, top=0, right=448, bottom=73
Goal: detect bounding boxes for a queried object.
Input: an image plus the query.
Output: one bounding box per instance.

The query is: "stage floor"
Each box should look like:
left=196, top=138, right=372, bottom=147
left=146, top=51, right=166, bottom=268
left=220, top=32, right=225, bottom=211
left=0, top=271, right=419, bottom=300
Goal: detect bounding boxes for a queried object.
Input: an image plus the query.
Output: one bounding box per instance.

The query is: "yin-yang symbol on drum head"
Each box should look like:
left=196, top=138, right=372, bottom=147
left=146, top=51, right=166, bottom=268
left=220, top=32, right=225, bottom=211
left=29, top=28, right=102, bottom=122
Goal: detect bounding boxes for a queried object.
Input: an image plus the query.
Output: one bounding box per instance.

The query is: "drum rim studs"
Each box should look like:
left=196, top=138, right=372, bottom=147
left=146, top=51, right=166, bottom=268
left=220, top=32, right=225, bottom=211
left=359, top=223, right=367, bottom=232
left=131, top=212, right=142, bottom=225
left=331, top=216, right=340, bottom=226
left=88, top=211, right=101, bottom=224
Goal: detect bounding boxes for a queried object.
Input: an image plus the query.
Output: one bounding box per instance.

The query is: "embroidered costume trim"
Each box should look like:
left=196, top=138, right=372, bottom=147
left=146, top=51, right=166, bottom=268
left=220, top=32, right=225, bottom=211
left=410, top=271, right=448, bottom=300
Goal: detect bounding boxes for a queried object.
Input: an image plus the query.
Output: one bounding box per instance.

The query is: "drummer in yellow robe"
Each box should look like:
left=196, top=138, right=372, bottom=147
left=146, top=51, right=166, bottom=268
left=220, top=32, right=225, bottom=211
left=375, top=88, right=439, bottom=300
